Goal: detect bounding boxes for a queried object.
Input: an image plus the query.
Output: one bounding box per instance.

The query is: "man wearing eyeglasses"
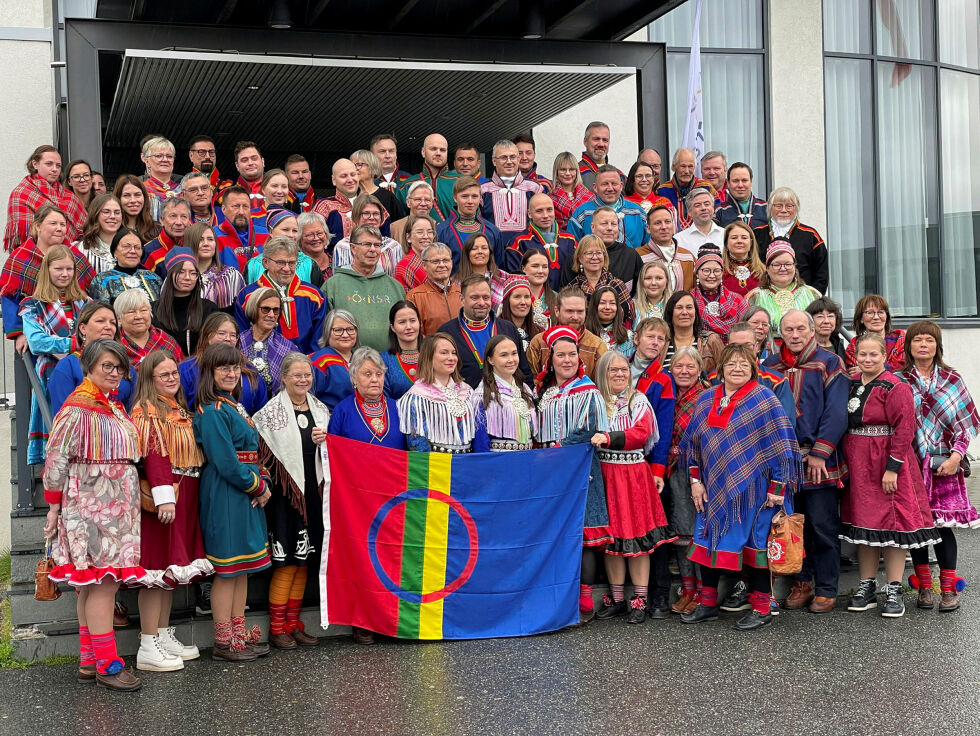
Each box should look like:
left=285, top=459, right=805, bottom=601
left=405, top=243, right=461, bottom=337
left=331, top=196, right=403, bottom=277
left=235, top=235, right=325, bottom=353
left=186, top=134, right=226, bottom=192
left=479, top=140, right=542, bottom=257
left=181, top=171, right=216, bottom=225
left=753, top=186, right=829, bottom=294
left=674, top=187, right=724, bottom=253
left=323, top=225, right=406, bottom=351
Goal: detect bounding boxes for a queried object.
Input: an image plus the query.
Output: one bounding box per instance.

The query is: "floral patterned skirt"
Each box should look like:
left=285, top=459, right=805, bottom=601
left=49, top=462, right=147, bottom=586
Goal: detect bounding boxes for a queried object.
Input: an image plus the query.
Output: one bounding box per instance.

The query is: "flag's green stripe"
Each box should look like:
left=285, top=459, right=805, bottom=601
left=397, top=495, right=428, bottom=638
left=407, top=451, right=429, bottom=491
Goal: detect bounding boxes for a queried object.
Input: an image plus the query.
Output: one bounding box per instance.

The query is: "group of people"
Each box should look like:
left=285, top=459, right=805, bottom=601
left=6, top=124, right=976, bottom=692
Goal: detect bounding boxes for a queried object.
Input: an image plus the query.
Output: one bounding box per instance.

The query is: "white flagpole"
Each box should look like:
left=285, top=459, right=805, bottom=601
left=681, top=0, right=705, bottom=175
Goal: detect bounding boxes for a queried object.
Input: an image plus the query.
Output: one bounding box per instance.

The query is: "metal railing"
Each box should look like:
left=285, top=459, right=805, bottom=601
left=12, top=349, right=53, bottom=514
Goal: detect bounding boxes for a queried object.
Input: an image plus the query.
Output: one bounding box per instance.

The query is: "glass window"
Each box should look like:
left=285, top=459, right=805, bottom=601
left=648, top=0, right=762, bottom=49
left=940, top=70, right=980, bottom=317
left=824, top=58, right=876, bottom=312
left=664, top=52, right=767, bottom=196
left=874, top=0, right=934, bottom=61
left=823, top=0, right=871, bottom=55
left=875, top=63, right=940, bottom=317
left=938, top=0, right=980, bottom=70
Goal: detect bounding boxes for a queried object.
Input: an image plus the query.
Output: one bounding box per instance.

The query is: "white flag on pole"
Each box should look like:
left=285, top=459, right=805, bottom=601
left=681, top=0, right=705, bottom=174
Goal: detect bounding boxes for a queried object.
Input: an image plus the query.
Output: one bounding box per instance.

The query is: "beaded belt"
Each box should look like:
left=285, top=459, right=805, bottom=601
left=173, top=467, right=201, bottom=478
left=848, top=424, right=894, bottom=437
left=236, top=451, right=258, bottom=463
left=597, top=449, right=645, bottom=464
left=541, top=441, right=560, bottom=448
left=489, top=440, right=533, bottom=451
left=429, top=443, right=472, bottom=454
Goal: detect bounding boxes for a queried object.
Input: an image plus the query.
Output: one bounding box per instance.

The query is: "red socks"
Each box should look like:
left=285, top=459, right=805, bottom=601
left=232, top=615, right=261, bottom=648
left=914, top=564, right=933, bottom=590
left=681, top=576, right=697, bottom=596
left=78, top=625, right=95, bottom=667
left=633, top=585, right=648, bottom=601
left=579, top=584, right=593, bottom=613
left=940, top=569, right=957, bottom=593
left=90, top=631, right=123, bottom=675
left=268, top=603, right=288, bottom=635
left=749, top=590, right=770, bottom=615
left=610, top=584, right=625, bottom=603
left=214, top=620, right=235, bottom=648
left=700, top=586, right=719, bottom=607
left=285, top=600, right=304, bottom=633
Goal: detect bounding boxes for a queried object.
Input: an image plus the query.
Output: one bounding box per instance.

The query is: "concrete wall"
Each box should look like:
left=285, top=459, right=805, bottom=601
left=767, top=0, right=827, bottom=239
left=0, top=1, right=55, bottom=230
left=533, top=30, right=646, bottom=183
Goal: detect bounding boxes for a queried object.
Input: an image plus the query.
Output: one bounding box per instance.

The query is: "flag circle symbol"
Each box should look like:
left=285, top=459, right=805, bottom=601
left=367, top=488, right=479, bottom=604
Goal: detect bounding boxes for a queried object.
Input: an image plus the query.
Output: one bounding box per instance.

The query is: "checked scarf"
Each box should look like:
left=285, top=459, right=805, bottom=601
left=3, top=175, right=87, bottom=252
left=900, top=365, right=980, bottom=462
left=692, top=285, right=747, bottom=339
left=0, top=240, right=96, bottom=303
left=18, top=297, right=89, bottom=379
left=120, top=327, right=185, bottom=371
left=680, top=381, right=802, bottom=552
left=668, top=378, right=709, bottom=473
left=550, top=183, right=592, bottom=230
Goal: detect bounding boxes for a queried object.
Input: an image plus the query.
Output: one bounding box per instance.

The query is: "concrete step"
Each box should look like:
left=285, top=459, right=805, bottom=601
left=10, top=545, right=45, bottom=585
left=10, top=606, right=349, bottom=661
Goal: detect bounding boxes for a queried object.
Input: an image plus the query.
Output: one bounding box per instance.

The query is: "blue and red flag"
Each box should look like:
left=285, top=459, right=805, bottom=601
left=320, top=436, right=591, bottom=639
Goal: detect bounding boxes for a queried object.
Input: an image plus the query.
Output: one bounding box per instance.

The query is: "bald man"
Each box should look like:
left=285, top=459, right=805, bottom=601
left=504, top=192, right=577, bottom=288
left=657, top=148, right=715, bottom=229
left=397, top=133, right=460, bottom=223
left=313, top=158, right=366, bottom=247
left=637, top=148, right=662, bottom=188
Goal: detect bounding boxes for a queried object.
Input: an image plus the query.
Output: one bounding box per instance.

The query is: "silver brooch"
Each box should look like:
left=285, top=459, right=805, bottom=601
left=296, top=413, right=309, bottom=429
left=847, top=396, right=861, bottom=414
left=705, top=301, right=721, bottom=316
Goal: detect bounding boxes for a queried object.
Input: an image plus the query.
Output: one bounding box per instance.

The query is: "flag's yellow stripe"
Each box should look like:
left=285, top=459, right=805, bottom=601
left=418, top=453, right=452, bottom=639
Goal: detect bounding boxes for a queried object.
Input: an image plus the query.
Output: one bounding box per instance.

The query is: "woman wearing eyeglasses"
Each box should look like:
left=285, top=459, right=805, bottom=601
left=63, top=159, right=95, bottom=210
left=311, top=309, right=360, bottom=410
left=239, top=287, right=296, bottom=396
left=140, top=136, right=181, bottom=223
left=844, top=294, right=906, bottom=378
left=690, top=245, right=747, bottom=340
left=745, top=240, right=820, bottom=327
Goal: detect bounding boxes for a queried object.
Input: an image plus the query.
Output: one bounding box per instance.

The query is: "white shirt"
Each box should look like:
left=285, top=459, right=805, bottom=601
left=674, top=221, right=725, bottom=253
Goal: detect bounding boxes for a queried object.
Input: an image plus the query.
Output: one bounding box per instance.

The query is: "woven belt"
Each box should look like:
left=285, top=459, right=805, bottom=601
left=173, top=467, right=201, bottom=478
left=489, top=440, right=533, bottom=451
left=236, top=451, right=258, bottom=463
left=597, top=449, right=645, bottom=464
left=848, top=424, right=894, bottom=437
left=429, top=443, right=472, bottom=454
left=541, top=441, right=560, bottom=448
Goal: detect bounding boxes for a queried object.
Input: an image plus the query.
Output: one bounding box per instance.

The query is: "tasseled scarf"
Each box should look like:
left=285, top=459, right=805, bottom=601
left=398, top=381, right=476, bottom=446
left=474, top=377, right=536, bottom=443
left=130, top=397, right=204, bottom=470
left=537, top=378, right=608, bottom=444
left=48, top=378, right=140, bottom=462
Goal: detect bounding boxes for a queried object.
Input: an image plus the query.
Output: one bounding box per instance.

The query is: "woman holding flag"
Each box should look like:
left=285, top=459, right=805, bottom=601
left=471, top=335, right=537, bottom=452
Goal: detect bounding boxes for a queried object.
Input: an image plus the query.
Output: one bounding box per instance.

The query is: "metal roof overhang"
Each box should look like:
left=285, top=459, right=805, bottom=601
left=103, top=49, right=635, bottom=154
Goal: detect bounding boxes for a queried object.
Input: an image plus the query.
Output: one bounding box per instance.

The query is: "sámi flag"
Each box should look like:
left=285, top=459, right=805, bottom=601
left=320, top=435, right=592, bottom=639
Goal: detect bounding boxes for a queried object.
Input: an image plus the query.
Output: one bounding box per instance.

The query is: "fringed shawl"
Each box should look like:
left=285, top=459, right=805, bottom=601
left=398, top=380, right=476, bottom=446
left=537, top=376, right=609, bottom=444
left=607, top=392, right=658, bottom=455
left=680, top=382, right=802, bottom=552
left=900, top=365, right=980, bottom=461
left=130, top=397, right=204, bottom=469
left=47, top=378, right=140, bottom=462
left=254, top=390, right=331, bottom=524
left=472, top=376, right=537, bottom=443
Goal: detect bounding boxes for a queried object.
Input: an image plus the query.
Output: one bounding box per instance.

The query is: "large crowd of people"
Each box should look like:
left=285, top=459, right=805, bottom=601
left=5, top=124, right=977, bottom=692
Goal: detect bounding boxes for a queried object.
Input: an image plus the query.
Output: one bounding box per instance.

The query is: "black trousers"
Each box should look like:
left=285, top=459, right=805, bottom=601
left=910, top=527, right=958, bottom=570
left=795, top=485, right=841, bottom=597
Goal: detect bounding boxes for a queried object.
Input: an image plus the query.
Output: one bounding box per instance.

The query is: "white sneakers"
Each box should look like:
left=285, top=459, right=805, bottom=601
left=159, top=626, right=200, bottom=661
left=136, top=634, right=184, bottom=672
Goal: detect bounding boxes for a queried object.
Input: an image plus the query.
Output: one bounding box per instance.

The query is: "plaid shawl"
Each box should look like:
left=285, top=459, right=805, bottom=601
left=18, top=296, right=89, bottom=379
left=693, top=285, right=747, bottom=339
left=846, top=329, right=906, bottom=372
left=0, top=240, right=96, bottom=304
left=571, top=270, right=636, bottom=324
left=668, top=378, right=709, bottom=473
left=900, top=365, right=980, bottom=461
left=120, top=327, right=185, bottom=370
left=550, top=184, right=592, bottom=230
left=395, top=251, right=427, bottom=291
left=680, top=381, right=802, bottom=552
left=4, top=175, right=87, bottom=252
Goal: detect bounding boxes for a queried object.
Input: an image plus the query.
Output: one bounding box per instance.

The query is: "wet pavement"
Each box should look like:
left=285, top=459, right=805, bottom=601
left=3, top=535, right=978, bottom=736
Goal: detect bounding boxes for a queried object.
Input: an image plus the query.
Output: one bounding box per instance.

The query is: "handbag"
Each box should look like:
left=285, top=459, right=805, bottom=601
left=34, top=538, right=61, bottom=602
left=139, top=476, right=181, bottom=514
left=930, top=453, right=973, bottom=478
left=767, top=510, right=805, bottom=575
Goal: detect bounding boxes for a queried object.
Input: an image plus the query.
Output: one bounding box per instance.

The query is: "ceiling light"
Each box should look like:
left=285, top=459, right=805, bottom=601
left=269, top=0, right=293, bottom=29
left=521, top=0, right=545, bottom=40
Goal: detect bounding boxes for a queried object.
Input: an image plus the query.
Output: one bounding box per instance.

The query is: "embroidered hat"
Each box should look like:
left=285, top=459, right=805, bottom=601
left=543, top=325, right=579, bottom=348
left=765, top=239, right=795, bottom=266
left=265, top=206, right=295, bottom=232
left=694, top=244, right=723, bottom=272
left=163, top=246, right=197, bottom=275
left=502, top=274, right=532, bottom=301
